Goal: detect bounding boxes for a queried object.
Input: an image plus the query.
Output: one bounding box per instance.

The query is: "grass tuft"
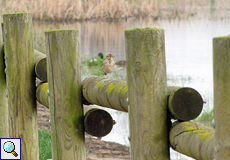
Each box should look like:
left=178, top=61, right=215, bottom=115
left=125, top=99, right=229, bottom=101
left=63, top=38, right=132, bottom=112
left=38, top=129, right=52, bottom=160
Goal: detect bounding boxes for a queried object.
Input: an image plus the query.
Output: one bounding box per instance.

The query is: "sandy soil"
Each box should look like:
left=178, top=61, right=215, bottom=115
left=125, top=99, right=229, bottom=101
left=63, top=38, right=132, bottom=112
left=37, top=102, right=130, bottom=160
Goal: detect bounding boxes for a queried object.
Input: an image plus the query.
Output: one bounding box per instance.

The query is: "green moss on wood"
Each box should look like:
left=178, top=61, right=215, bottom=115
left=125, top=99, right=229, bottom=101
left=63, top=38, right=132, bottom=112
left=120, top=85, right=127, bottom=96
left=95, top=80, right=106, bottom=92
left=3, top=12, right=30, bottom=15
left=36, top=82, right=49, bottom=108
left=0, top=13, right=8, bottom=138
left=213, top=35, right=230, bottom=39
left=106, top=83, right=116, bottom=95
left=3, top=12, right=38, bottom=159
left=45, top=29, right=77, bottom=33
left=125, top=27, right=164, bottom=34
left=45, top=29, right=85, bottom=159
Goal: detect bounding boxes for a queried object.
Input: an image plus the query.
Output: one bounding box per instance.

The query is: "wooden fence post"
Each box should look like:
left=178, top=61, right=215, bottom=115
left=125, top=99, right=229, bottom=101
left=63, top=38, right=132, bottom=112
left=3, top=12, right=38, bottom=159
left=45, top=29, right=85, bottom=159
left=213, top=36, right=230, bottom=159
left=125, top=28, right=169, bottom=159
left=0, top=12, right=9, bottom=138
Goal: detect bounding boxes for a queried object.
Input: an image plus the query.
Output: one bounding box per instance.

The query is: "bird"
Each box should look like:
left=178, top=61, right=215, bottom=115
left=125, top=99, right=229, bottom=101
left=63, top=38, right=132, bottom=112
left=102, top=54, right=115, bottom=79
left=98, top=53, right=126, bottom=66
left=115, top=60, right=126, bottom=65
left=98, top=52, right=104, bottom=59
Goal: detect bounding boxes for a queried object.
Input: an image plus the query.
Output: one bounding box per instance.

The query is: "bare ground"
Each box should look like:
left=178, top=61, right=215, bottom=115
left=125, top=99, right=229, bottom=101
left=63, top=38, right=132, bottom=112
left=37, top=102, right=130, bottom=160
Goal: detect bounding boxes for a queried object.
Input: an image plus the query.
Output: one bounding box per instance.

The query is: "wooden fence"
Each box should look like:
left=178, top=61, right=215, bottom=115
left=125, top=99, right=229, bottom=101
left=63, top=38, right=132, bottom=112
left=0, top=12, right=229, bottom=160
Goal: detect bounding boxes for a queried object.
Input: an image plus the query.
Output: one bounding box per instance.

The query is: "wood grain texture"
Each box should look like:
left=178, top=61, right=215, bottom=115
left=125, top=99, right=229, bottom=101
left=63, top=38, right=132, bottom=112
left=84, top=105, right=114, bottom=137
left=213, top=36, right=230, bottom=159
left=3, top=12, right=38, bottom=159
left=45, top=29, right=86, bottom=160
left=168, top=87, right=203, bottom=121
left=0, top=12, right=9, bottom=138
left=170, top=121, right=214, bottom=160
left=125, top=28, right=169, bottom=160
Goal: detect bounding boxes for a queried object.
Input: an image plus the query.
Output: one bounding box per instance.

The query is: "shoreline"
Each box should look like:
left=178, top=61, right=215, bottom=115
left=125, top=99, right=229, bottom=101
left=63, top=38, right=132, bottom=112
left=37, top=103, right=130, bottom=160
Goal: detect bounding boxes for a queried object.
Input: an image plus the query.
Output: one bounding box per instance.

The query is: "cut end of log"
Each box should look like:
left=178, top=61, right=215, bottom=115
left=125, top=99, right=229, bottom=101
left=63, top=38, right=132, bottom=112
left=168, top=87, right=203, bottom=121
left=84, top=109, right=114, bottom=138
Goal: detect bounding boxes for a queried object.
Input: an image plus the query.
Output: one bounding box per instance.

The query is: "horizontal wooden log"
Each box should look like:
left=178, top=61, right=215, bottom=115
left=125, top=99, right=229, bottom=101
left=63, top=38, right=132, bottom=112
left=36, top=82, right=114, bottom=137
left=82, top=76, right=128, bottom=112
left=37, top=77, right=203, bottom=121
left=34, top=49, right=47, bottom=82
left=170, top=121, right=214, bottom=160
left=82, top=76, right=203, bottom=120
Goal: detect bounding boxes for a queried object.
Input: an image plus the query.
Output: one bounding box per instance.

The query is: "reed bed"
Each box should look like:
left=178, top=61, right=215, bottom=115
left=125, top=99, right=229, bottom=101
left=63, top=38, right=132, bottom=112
left=0, top=0, right=208, bottom=21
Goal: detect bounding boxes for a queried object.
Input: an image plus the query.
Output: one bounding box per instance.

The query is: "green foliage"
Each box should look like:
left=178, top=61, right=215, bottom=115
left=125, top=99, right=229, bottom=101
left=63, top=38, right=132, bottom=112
left=194, top=109, right=213, bottom=127
left=82, top=56, right=104, bottom=67
left=38, top=129, right=52, bottom=160
left=82, top=54, right=105, bottom=76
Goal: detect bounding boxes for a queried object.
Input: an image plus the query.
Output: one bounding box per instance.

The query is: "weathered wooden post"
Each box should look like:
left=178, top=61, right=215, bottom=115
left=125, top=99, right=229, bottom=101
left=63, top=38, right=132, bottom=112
left=45, top=29, right=85, bottom=159
left=170, top=121, right=214, bottom=159
left=213, top=35, right=230, bottom=159
left=125, top=28, right=169, bottom=159
left=3, top=12, right=39, bottom=159
left=0, top=12, right=9, bottom=138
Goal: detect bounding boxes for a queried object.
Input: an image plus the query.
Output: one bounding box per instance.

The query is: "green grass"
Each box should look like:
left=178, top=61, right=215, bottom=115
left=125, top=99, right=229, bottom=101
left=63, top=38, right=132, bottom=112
left=82, top=56, right=104, bottom=67
left=39, top=129, right=52, bottom=160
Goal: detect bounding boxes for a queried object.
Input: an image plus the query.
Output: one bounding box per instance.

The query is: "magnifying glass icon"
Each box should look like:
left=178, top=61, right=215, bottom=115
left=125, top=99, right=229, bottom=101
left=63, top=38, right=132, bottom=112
left=3, top=141, right=18, bottom=157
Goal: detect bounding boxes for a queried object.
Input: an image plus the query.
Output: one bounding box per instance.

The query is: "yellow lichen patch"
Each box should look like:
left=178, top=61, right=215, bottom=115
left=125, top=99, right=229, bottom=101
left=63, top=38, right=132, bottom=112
left=120, top=85, right=127, bottom=96
left=180, top=121, right=214, bottom=143
left=181, top=122, right=197, bottom=131
left=95, top=80, right=106, bottom=92
left=40, top=82, right=48, bottom=92
left=106, top=83, right=117, bottom=96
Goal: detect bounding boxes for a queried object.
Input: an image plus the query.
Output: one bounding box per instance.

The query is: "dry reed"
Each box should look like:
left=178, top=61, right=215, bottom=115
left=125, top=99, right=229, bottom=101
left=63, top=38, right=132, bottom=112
left=1, top=0, right=230, bottom=21
left=0, top=0, right=207, bottom=21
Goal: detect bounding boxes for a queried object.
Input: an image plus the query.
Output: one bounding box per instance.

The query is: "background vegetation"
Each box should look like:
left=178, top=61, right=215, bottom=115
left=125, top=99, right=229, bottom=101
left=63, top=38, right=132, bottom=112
left=1, top=0, right=230, bottom=21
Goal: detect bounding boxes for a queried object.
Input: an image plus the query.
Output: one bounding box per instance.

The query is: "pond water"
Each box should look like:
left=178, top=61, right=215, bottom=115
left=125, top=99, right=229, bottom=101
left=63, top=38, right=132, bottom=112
left=33, top=17, right=230, bottom=159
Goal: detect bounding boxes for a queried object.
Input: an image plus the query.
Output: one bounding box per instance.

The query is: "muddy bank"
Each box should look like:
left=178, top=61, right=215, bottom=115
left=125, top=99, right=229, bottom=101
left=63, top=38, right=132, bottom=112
left=37, top=103, right=130, bottom=160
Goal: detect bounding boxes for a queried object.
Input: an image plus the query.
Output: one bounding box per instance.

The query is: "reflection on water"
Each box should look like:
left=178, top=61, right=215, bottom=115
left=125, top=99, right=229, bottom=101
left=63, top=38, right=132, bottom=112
left=33, top=18, right=230, bottom=159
